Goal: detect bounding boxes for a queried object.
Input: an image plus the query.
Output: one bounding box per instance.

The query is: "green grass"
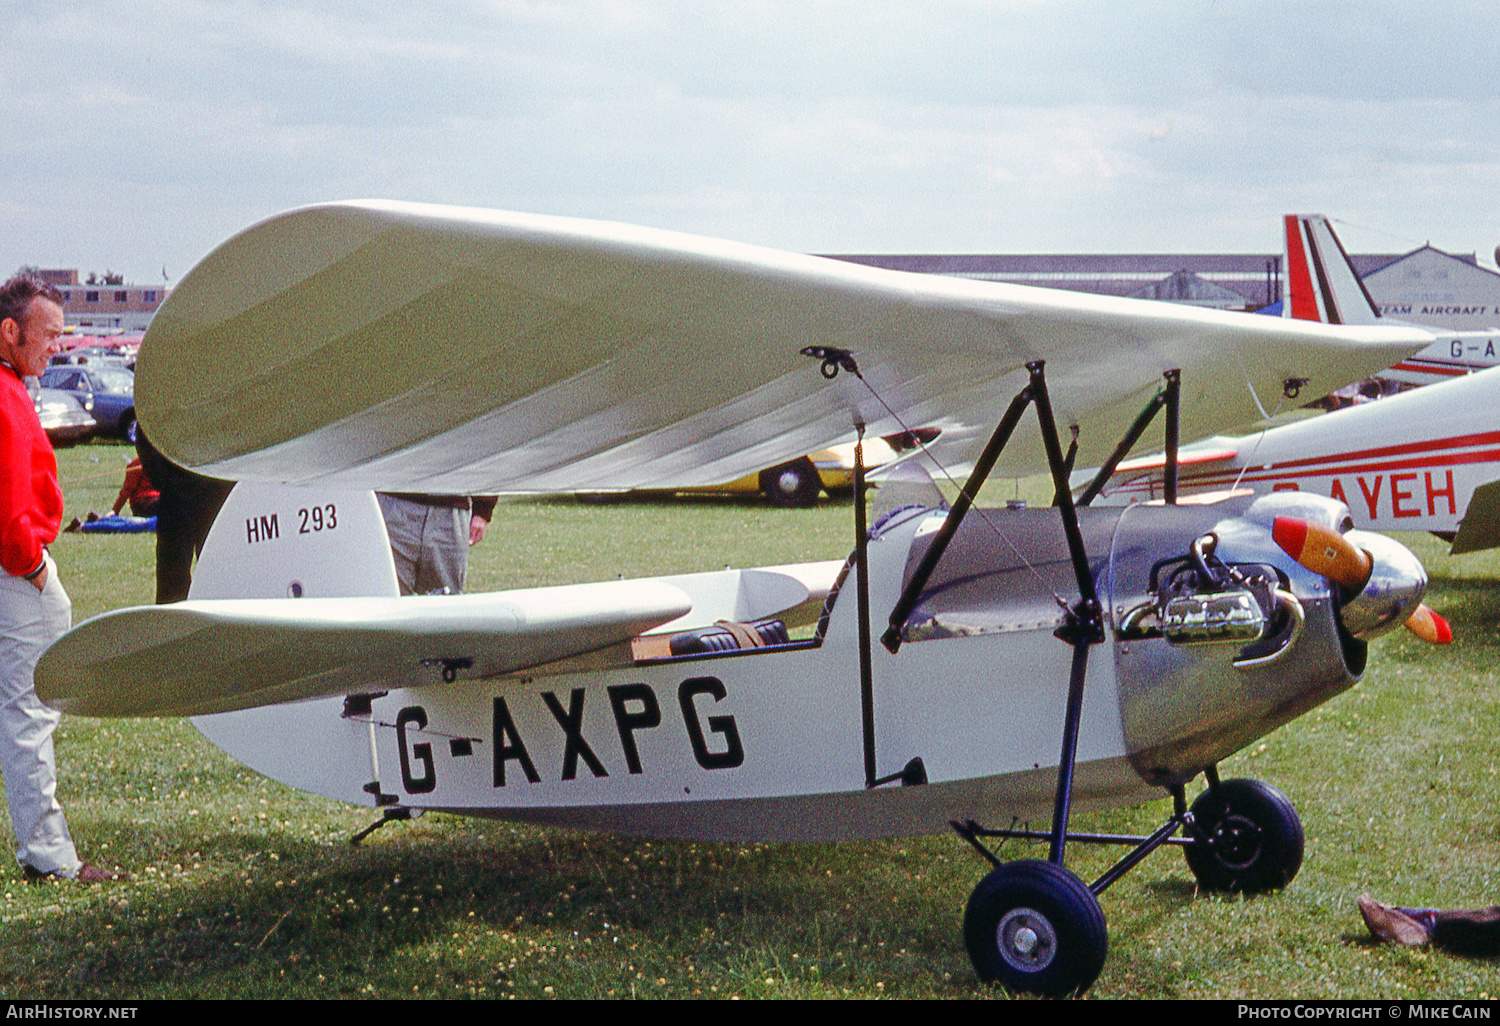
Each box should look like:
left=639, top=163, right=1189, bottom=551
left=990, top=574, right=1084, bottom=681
left=4, top=440, right=1496, bottom=998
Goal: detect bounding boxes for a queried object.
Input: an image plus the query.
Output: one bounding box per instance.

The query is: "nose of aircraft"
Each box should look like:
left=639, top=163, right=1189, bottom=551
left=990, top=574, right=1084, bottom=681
left=1271, top=516, right=1447, bottom=644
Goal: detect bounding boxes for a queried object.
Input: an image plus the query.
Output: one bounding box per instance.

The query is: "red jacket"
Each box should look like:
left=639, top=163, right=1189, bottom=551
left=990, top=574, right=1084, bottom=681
left=1, top=364, right=62, bottom=579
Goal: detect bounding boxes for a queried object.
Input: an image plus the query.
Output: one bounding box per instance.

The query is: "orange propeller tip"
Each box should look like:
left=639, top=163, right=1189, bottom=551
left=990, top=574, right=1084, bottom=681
left=1404, top=604, right=1452, bottom=645
left=1271, top=516, right=1372, bottom=591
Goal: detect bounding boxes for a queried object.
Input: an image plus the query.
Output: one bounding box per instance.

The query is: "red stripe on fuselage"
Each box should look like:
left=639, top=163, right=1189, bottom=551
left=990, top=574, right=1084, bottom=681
left=1108, top=435, right=1500, bottom=498
left=1388, top=361, right=1481, bottom=377
left=1256, top=430, right=1500, bottom=473
left=1174, top=447, right=1500, bottom=490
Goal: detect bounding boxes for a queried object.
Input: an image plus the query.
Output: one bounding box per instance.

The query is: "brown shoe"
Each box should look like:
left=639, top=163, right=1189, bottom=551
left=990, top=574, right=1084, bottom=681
left=23, top=862, right=129, bottom=884
left=1358, top=893, right=1431, bottom=946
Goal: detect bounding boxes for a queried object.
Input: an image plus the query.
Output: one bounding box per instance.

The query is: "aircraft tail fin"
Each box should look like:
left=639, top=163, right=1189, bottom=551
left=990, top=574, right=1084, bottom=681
left=187, top=482, right=401, bottom=602
left=1283, top=214, right=1382, bottom=326
left=191, top=484, right=401, bottom=804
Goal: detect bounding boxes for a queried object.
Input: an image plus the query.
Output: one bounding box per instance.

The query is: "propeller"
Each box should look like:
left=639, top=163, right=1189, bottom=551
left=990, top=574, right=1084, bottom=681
left=1271, top=517, right=1371, bottom=591
left=1403, top=603, right=1452, bottom=645
left=1271, top=516, right=1449, bottom=645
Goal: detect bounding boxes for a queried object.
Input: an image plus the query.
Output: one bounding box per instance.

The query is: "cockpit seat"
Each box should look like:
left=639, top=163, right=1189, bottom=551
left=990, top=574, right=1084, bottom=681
left=669, top=618, right=791, bottom=656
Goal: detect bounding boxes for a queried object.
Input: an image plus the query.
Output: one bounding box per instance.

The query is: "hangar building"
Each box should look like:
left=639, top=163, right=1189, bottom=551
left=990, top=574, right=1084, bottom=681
left=827, top=245, right=1500, bottom=329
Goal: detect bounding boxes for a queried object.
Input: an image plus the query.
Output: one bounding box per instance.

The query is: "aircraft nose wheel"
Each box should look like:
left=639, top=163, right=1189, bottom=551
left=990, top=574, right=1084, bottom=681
left=963, top=859, right=1108, bottom=997
left=1184, top=778, right=1305, bottom=893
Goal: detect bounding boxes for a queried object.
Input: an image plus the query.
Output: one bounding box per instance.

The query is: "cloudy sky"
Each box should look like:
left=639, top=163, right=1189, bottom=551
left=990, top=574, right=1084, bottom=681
left=3, top=0, right=1497, bottom=285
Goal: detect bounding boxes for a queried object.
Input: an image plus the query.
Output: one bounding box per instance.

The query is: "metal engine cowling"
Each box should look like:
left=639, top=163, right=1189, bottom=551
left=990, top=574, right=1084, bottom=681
left=1110, top=491, right=1424, bottom=786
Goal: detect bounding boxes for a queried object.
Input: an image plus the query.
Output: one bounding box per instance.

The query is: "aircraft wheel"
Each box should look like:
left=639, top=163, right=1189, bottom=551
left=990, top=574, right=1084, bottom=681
left=759, top=458, right=821, bottom=508
left=1184, top=778, right=1304, bottom=893
left=963, top=859, right=1108, bottom=997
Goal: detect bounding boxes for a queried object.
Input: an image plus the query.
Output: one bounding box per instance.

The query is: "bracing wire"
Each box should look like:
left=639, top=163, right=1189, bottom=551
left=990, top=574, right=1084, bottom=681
left=808, top=348, right=1071, bottom=610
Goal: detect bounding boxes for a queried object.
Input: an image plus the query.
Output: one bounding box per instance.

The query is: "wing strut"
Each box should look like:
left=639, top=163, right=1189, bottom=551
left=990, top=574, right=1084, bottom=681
left=851, top=359, right=1110, bottom=864
left=1074, top=369, right=1182, bottom=507
left=879, top=360, right=1109, bottom=657
left=879, top=367, right=1045, bottom=654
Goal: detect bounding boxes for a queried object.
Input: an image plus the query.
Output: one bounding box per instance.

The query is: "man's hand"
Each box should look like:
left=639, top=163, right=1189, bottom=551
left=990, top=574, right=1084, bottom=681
left=469, top=515, right=488, bottom=546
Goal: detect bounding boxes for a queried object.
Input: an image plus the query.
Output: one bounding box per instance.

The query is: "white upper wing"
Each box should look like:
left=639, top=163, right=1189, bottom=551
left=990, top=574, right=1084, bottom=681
left=137, top=200, right=1432, bottom=491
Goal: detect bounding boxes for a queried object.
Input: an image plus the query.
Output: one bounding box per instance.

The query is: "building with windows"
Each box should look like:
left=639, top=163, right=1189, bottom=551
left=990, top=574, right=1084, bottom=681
left=27, top=240, right=1497, bottom=333
left=35, top=269, right=168, bottom=333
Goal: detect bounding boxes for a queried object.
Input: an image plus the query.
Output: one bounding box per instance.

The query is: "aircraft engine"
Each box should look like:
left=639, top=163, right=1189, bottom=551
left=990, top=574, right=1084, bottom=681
left=1111, top=492, right=1427, bottom=785
left=893, top=490, right=1427, bottom=789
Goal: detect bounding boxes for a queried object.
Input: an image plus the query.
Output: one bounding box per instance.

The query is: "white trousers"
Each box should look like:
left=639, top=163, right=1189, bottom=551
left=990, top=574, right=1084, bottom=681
left=0, top=553, right=80, bottom=874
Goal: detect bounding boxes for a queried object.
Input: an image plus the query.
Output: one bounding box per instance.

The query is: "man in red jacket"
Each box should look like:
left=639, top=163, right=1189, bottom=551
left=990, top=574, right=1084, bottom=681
left=0, top=274, right=123, bottom=883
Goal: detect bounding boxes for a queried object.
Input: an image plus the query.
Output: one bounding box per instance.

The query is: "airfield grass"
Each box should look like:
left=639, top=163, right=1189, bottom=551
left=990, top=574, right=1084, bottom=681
left=0, top=440, right=1495, bottom=999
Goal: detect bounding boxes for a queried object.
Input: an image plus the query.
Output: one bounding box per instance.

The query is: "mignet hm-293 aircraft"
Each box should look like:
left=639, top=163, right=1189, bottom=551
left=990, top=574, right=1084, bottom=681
left=36, top=201, right=1446, bottom=995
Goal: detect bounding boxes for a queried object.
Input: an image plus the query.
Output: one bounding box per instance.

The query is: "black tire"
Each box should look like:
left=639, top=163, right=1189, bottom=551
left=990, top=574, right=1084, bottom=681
left=121, top=409, right=137, bottom=445
left=963, top=859, right=1108, bottom=997
left=759, top=458, right=821, bottom=508
left=1184, top=778, right=1304, bottom=893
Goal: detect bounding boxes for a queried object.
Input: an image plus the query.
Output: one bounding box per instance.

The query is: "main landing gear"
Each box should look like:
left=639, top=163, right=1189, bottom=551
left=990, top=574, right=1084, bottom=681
left=811, top=352, right=1311, bottom=996
left=956, top=773, right=1306, bottom=997
left=963, top=860, right=1109, bottom=998
left=1183, top=777, right=1305, bottom=893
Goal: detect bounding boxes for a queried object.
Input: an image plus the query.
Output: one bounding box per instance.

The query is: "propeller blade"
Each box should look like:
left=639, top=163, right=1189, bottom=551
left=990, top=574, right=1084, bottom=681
left=1271, top=516, right=1373, bottom=592
left=1404, top=603, right=1452, bottom=645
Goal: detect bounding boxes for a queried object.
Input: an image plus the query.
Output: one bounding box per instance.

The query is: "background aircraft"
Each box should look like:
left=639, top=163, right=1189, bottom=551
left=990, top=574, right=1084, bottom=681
left=38, top=201, right=1439, bottom=995
left=1088, top=216, right=1500, bottom=554
left=1282, top=214, right=1500, bottom=386
left=1089, top=366, right=1500, bottom=554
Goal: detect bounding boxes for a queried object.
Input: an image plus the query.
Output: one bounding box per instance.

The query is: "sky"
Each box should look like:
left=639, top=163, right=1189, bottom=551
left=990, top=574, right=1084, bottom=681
left=3, top=0, right=1498, bottom=286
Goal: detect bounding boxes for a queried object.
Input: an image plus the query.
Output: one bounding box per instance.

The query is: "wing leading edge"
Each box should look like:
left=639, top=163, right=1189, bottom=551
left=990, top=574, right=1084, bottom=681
left=137, top=201, right=1433, bottom=492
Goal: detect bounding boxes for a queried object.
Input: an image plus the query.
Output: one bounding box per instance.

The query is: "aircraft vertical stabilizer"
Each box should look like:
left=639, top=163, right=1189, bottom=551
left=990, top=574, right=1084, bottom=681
left=1281, top=213, right=1499, bottom=385
left=1283, top=214, right=1382, bottom=326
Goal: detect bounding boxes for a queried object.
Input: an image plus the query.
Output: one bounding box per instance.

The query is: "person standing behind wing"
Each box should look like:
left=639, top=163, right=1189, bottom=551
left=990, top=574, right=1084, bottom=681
left=377, top=493, right=497, bottom=596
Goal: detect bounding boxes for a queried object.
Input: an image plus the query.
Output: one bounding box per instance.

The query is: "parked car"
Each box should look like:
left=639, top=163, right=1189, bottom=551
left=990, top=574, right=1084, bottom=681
left=50, top=345, right=136, bottom=367
left=706, top=428, right=942, bottom=507
left=720, top=441, right=899, bottom=507
left=38, top=365, right=136, bottom=441
left=29, top=381, right=96, bottom=446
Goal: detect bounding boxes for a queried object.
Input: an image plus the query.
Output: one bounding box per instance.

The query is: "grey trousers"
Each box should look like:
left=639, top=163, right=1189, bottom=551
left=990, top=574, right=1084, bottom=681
left=376, top=495, right=470, bottom=597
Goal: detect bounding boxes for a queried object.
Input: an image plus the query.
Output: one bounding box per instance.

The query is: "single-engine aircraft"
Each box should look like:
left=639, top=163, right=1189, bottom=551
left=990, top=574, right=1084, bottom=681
left=1281, top=213, right=1500, bottom=385
left=36, top=201, right=1446, bottom=995
left=1083, top=215, right=1500, bottom=556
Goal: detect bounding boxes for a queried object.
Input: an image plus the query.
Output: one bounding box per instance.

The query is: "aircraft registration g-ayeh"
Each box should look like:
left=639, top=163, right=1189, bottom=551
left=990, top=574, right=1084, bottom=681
left=36, top=201, right=1444, bottom=995
left=1090, top=215, right=1500, bottom=555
